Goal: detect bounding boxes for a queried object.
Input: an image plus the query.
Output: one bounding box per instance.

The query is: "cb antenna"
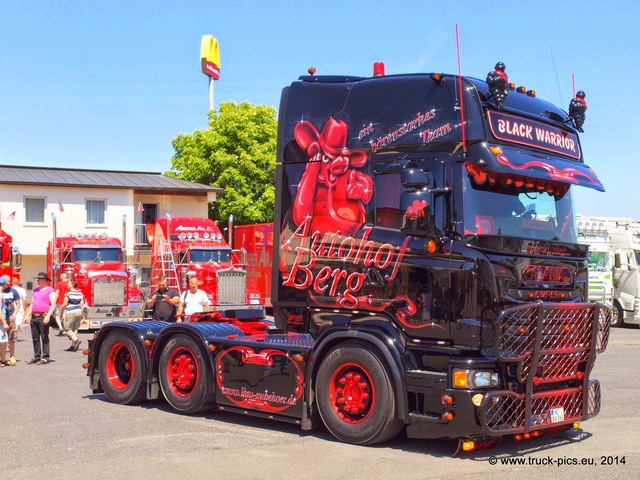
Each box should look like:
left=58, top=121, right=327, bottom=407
left=455, top=24, right=467, bottom=152
left=549, top=47, right=564, bottom=106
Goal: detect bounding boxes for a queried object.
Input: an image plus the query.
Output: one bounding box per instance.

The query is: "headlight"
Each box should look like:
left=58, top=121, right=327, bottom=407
left=453, top=368, right=500, bottom=389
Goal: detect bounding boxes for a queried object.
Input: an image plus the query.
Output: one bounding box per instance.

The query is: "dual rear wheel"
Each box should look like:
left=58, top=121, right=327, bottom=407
left=98, top=333, right=402, bottom=444
left=98, top=332, right=213, bottom=413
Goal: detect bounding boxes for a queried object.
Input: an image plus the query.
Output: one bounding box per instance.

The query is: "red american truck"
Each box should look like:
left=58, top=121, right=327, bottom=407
left=86, top=62, right=610, bottom=452
left=48, top=214, right=142, bottom=330
left=142, top=215, right=265, bottom=319
left=233, top=222, right=274, bottom=309
left=0, top=223, right=21, bottom=283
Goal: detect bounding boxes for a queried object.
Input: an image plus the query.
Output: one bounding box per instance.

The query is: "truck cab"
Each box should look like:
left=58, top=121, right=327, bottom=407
left=146, top=216, right=264, bottom=319
left=610, top=225, right=640, bottom=325
left=577, top=221, right=614, bottom=307
left=0, top=227, right=21, bottom=282
left=48, top=214, right=142, bottom=329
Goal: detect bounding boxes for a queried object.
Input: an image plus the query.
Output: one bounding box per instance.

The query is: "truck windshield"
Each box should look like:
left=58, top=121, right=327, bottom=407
left=462, top=173, right=577, bottom=243
left=73, top=247, right=122, bottom=263
left=588, top=251, right=611, bottom=271
left=190, top=248, right=231, bottom=264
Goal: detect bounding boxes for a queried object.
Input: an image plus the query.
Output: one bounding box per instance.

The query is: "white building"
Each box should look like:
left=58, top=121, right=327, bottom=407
left=0, top=165, right=222, bottom=292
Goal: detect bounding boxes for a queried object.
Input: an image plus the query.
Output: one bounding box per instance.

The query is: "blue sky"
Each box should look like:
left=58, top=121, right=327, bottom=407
left=2, top=0, right=638, bottom=219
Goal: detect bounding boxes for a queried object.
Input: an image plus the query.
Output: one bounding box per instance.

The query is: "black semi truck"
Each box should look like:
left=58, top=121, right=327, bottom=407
left=85, top=61, right=610, bottom=452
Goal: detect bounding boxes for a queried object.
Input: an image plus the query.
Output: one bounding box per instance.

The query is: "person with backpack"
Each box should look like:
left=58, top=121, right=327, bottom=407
left=60, top=279, right=85, bottom=352
left=176, top=277, right=210, bottom=322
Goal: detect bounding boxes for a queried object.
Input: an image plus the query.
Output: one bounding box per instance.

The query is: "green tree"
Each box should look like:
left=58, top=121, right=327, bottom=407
left=167, top=101, right=277, bottom=227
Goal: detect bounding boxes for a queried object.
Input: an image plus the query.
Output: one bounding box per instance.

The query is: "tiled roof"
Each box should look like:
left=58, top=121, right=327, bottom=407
left=0, top=165, right=223, bottom=193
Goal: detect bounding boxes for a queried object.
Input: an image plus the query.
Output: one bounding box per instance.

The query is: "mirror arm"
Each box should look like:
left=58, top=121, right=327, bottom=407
left=427, top=187, right=451, bottom=195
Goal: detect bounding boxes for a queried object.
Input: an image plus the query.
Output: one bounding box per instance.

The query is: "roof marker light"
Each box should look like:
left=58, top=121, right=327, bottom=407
left=373, top=62, right=385, bottom=77
left=430, top=72, right=446, bottom=87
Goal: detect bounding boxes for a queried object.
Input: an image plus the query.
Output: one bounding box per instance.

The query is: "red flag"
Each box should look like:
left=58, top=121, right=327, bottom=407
left=138, top=202, right=144, bottom=212
left=58, top=200, right=64, bottom=212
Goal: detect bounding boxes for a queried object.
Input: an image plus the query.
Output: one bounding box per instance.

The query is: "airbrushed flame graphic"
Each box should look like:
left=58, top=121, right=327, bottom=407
left=496, top=153, right=601, bottom=187
left=216, top=346, right=304, bottom=412
left=308, top=291, right=444, bottom=330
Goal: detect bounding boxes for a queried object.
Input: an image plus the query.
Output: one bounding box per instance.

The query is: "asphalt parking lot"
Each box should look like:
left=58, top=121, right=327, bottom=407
left=2, top=325, right=639, bottom=480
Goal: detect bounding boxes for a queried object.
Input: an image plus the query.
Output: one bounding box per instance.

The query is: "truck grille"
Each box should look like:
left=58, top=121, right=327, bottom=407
left=217, top=270, right=247, bottom=305
left=478, top=302, right=610, bottom=434
left=92, top=278, right=126, bottom=306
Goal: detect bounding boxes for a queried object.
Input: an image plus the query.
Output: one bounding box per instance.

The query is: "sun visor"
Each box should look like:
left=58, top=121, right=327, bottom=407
left=468, top=143, right=605, bottom=192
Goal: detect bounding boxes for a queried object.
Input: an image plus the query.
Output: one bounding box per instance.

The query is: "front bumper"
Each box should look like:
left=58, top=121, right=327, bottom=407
left=477, top=301, right=610, bottom=434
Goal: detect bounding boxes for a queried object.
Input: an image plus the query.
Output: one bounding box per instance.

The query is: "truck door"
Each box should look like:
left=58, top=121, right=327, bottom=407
left=364, top=157, right=452, bottom=340
left=614, top=248, right=638, bottom=313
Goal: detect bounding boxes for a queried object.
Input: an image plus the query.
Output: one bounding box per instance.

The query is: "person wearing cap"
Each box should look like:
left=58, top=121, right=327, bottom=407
left=25, top=272, right=57, bottom=365
left=0, top=275, right=21, bottom=366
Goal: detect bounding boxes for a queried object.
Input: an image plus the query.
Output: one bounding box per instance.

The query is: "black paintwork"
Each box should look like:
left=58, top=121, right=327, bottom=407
left=90, top=67, right=608, bottom=444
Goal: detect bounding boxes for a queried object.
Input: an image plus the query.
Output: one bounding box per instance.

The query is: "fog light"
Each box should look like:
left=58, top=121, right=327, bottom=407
left=471, top=394, right=484, bottom=406
left=462, top=441, right=475, bottom=451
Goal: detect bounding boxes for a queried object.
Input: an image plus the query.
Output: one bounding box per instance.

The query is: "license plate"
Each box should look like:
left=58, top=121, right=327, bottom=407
left=550, top=407, right=565, bottom=423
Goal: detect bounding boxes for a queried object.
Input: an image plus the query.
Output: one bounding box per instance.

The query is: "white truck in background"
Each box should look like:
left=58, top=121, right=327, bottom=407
left=578, top=216, right=640, bottom=327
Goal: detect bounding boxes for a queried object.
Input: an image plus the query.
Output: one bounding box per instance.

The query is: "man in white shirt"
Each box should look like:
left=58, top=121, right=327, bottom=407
left=176, top=277, right=211, bottom=322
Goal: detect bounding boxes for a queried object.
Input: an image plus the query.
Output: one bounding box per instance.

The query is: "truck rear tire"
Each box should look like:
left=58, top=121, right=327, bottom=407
left=159, top=334, right=214, bottom=413
left=316, top=343, right=403, bottom=445
left=99, top=332, right=147, bottom=404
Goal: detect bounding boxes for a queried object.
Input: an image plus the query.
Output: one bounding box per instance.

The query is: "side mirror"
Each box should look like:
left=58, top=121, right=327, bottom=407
left=401, top=168, right=432, bottom=188
left=12, top=251, right=22, bottom=272
left=400, top=190, right=432, bottom=235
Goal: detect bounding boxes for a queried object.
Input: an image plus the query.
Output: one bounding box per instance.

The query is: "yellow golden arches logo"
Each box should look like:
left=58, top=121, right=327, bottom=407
left=201, top=35, right=220, bottom=80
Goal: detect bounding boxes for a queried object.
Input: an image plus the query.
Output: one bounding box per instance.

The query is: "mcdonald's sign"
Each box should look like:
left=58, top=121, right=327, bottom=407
left=201, top=35, right=220, bottom=80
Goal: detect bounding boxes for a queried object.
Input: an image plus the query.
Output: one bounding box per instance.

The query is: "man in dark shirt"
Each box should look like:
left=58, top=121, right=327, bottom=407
left=146, top=276, right=180, bottom=322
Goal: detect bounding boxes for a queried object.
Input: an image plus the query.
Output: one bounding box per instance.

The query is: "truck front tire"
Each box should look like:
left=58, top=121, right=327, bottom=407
left=99, top=332, right=147, bottom=404
left=316, top=343, right=403, bottom=445
left=159, top=334, right=214, bottom=413
left=611, top=301, right=625, bottom=328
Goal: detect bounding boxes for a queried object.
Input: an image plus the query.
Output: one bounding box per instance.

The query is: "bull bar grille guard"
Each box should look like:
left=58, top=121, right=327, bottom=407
left=479, top=302, right=611, bottom=434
